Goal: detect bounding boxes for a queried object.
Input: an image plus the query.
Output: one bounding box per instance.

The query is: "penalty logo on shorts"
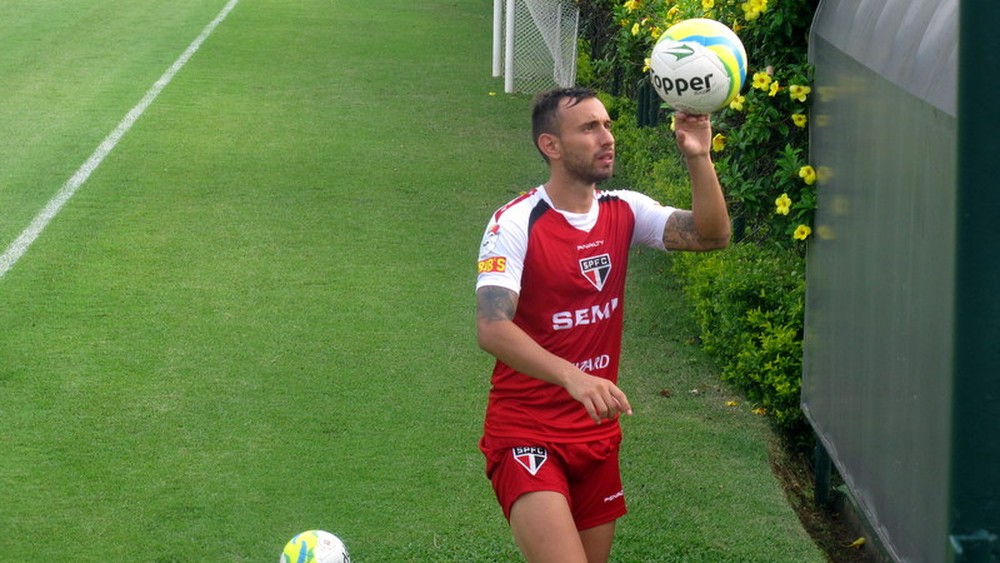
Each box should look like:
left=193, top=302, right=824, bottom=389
left=512, top=446, right=548, bottom=476
left=579, top=254, right=612, bottom=291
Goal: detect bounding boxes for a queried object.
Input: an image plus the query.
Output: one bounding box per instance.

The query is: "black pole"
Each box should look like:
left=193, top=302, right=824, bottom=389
left=949, top=0, right=1000, bottom=560
left=814, top=439, right=832, bottom=509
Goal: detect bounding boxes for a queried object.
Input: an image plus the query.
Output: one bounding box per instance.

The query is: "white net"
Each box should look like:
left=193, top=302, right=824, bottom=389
left=494, top=0, right=579, bottom=94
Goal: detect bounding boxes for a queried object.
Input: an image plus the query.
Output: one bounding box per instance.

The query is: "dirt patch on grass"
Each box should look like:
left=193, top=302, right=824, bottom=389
left=767, top=436, right=874, bottom=563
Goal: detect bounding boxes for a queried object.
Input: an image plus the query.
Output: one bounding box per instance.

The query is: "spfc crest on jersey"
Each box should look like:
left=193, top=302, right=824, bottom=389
left=579, top=253, right=612, bottom=291
left=512, top=446, right=548, bottom=476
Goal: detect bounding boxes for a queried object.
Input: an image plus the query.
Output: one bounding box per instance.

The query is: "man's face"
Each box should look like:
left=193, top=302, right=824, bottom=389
left=554, top=97, right=615, bottom=183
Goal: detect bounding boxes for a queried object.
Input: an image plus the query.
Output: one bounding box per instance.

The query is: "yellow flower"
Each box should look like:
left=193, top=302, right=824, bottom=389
left=775, top=193, right=792, bottom=215
left=650, top=26, right=661, bottom=39
left=726, top=400, right=739, bottom=407
left=702, top=0, right=715, bottom=10
left=792, top=113, right=808, bottom=128
left=623, top=0, right=640, bottom=12
left=799, top=165, right=817, bottom=185
left=752, top=407, right=768, bottom=415
left=631, top=22, right=640, bottom=36
left=794, top=224, right=812, bottom=240
left=789, top=84, right=812, bottom=102
left=752, top=71, right=772, bottom=91
left=729, top=94, right=745, bottom=111
left=711, top=133, right=726, bottom=152
left=743, top=0, right=768, bottom=14
left=768, top=80, right=781, bottom=97
left=742, top=2, right=762, bottom=20
left=642, top=57, right=651, bottom=73
left=670, top=115, right=676, bottom=132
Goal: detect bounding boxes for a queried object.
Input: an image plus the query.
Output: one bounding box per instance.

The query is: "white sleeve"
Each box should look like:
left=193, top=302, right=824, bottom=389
left=616, top=190, right=676, bottom=250
left=475, top=214, right=526, bottom=294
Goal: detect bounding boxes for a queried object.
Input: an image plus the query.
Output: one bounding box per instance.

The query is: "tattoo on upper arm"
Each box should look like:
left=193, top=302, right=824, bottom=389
left=663, top=210, right=729, bottom=251
left=477, top=286, right=517, bottom=322
left=663, top=210, right=699, bottom=250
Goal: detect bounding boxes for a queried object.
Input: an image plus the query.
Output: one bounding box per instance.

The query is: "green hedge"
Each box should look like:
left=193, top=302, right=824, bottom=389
left=672, top=245, right=809, bottom=442
left=605, top=91, right=812, bottom=446
left=580, top=0, right=820, bottom=446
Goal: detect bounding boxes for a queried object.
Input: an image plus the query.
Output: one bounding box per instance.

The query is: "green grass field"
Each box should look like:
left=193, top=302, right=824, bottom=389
left=0, top=1, right=825, bottom=560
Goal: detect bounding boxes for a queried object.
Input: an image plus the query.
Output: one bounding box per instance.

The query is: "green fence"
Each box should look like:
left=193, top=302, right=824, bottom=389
left=802, top=0, right=999, bottom=561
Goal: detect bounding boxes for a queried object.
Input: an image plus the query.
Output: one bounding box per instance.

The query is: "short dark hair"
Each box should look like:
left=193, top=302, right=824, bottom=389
left=531, top=87, right=598, bottom=162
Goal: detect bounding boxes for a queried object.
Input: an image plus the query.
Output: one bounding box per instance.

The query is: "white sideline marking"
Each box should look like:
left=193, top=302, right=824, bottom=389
left=0, top=0, right=240, bottom=280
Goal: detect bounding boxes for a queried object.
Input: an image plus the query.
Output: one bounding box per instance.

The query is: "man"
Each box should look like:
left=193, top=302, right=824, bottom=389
left=475, top=87, right=730, bottom=563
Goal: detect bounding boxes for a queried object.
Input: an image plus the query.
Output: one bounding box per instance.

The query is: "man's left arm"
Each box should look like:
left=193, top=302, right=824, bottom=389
left=662, top=112, right=731, bottom=252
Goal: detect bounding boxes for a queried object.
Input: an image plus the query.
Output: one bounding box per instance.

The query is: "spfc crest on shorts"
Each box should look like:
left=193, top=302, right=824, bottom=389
left=512, top=446, right=548, bottom=476
left=579, top=253, right=612, bottom=291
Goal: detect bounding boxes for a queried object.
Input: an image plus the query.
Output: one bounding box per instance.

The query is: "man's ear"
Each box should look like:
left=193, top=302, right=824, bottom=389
left=537, top=132, right=561, bottom=161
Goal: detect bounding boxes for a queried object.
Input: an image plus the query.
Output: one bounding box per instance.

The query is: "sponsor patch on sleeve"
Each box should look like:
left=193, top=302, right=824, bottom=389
left=478, top=256, right=507, bottom=274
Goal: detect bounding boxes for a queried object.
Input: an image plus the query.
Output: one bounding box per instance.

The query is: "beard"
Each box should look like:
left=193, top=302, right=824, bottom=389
left=564, top=151, right=615, bottom=184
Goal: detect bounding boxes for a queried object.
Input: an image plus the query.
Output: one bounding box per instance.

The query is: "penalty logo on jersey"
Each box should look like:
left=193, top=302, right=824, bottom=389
left=512, top=446, right=548, bottom=476
left=579, top=254, right=612, bottom=291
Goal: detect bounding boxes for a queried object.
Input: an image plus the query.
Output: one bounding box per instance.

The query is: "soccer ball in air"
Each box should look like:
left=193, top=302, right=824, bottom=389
left=280, top=530, right=351, bottom=563
left=649, top=18, right=747, bottom=114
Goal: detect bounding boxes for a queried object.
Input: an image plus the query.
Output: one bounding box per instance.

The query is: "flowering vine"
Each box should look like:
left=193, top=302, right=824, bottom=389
left=608, top=0, right=817, bottom=246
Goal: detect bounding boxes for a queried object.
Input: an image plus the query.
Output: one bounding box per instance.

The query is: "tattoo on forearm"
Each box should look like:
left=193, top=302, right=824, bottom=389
left=477, top=286, right=517, bottom=321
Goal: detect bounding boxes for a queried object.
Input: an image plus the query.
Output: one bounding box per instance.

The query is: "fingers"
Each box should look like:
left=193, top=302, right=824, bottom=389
left=613, top=389, right=634, bottom=418
left=674, top=113, right=711, bottom=137
left=579, top=380, right=633, bottom=425
left=673, top=112, right=712, bottom=158
left=566, top=372, right=634, bottom=424
left=675, top=111, right=710, bottom=124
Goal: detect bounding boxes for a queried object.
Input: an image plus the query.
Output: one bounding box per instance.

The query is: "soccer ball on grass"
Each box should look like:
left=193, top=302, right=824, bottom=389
left=279, top=530, right=351, bottom=563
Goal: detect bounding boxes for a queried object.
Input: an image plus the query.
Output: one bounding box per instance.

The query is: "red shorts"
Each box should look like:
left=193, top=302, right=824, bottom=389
left=479, top=434, right=627, bottom=530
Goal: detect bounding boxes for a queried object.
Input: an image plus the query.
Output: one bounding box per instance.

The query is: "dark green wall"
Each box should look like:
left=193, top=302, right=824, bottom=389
left=801, top=0, right=977, bottom=561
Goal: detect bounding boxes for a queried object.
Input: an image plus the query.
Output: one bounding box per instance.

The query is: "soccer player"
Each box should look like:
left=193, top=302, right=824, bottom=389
left=475, top=87, right=730, bottom=563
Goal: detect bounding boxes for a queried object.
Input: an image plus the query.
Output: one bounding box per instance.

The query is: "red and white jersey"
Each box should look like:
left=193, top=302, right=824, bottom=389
left=477, top=186, right=675, bottom=443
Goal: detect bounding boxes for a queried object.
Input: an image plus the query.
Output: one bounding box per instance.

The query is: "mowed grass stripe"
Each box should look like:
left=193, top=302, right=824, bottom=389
left=0, top=1, right=825, bottom=561
left=0, top=0, right=235, bottom=251
left=1, top=1, right=528, bottom=560
left=0, top=0, right=241, bottom=279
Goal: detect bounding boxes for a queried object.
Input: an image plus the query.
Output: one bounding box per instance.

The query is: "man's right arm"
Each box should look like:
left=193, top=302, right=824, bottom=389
left=476, top=285, right=632, bottom=424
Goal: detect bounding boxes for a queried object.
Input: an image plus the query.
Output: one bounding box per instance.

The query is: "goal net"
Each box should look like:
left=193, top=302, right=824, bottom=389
left=492, top=0, right=579, bottom=94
